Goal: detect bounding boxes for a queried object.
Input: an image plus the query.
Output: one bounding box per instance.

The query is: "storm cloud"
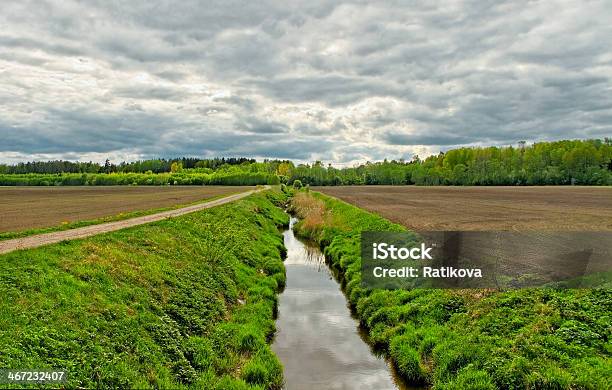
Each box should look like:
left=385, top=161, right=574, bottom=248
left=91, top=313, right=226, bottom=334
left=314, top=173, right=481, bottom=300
left=0, top=0, right=610, bottom=164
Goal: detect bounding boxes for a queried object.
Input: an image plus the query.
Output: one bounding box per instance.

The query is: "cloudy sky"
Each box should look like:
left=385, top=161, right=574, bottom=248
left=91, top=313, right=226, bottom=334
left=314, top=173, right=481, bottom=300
left=1, top=1, right=611, bottom=164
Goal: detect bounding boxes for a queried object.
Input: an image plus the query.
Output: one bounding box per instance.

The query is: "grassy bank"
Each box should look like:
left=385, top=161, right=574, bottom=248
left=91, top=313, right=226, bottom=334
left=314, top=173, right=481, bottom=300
left=0, top=191, right=289, bottom=389
left=290, top=190, right=611, bottom=389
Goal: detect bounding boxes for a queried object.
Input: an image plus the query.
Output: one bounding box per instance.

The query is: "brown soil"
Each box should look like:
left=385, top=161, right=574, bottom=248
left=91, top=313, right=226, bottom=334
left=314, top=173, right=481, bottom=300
left=0, top=187, right=263, bottom=254
left=313, top=186, right=612, bottom=231
left=0, top=186, right=252, bottom=233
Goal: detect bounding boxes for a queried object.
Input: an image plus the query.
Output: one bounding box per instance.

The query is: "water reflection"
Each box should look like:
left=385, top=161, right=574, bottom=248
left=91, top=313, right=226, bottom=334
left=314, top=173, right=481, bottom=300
left=272, top=218, right=408, bottom=390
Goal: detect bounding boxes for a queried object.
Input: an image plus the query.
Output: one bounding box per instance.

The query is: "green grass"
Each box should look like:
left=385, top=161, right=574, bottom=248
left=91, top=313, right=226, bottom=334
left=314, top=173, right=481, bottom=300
left=291, top=190, right=612, bottom=389
left=0, top=190, right=290, bottom=389
left=0, top=191, right=245, bottom=241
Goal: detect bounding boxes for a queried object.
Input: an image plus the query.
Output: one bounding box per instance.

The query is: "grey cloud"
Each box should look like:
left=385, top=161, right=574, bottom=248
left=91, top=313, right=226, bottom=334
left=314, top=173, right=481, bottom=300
left=294, top=123, right=329, bottom=136
left=0, top=0, right=611, bottom=163
left=154, top=70, right=189, bottom=82
left=248, top=75, right=413, bottom=106
left=111, top=85, right=190, bottom=101
left=385, top=132, right=481, bottom=147
left=212, top=95, right=256, bottom=111
left=541, top=75, right=609, bottom=90
left=144, top=130, right=333, bottom=160
left=233, top=138, right=336, bottom=160
left=0, top=108, right=181, bottom=154
left=239, top=118, right=289, bottom=134
left=0, top=35, right=84, bottom=57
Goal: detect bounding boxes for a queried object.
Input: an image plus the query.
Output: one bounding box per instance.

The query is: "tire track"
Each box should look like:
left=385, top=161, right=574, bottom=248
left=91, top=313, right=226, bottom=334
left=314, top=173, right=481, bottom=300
left=0, top=186, right=268, bottom=255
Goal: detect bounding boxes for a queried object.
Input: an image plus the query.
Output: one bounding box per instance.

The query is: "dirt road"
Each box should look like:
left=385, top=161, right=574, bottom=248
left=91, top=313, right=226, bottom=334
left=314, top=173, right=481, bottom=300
left=0, top=186, right=265, bottom=254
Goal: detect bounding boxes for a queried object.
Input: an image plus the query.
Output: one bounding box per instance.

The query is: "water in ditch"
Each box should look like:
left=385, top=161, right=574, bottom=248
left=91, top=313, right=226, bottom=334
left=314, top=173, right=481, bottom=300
left=272, top=218, right=408, bottom=390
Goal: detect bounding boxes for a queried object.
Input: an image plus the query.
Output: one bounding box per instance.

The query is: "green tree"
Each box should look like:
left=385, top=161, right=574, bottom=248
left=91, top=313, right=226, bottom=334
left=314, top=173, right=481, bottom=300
left=170, top=161, right=183, bottom=173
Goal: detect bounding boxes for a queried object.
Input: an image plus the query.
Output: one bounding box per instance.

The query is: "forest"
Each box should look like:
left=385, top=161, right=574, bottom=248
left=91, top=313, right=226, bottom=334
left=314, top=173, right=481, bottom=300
left=0, top=157, right=257, bottom=175
left=286, top=139, right=612, bottom=186
left=0, top=139, right=610, bottom=186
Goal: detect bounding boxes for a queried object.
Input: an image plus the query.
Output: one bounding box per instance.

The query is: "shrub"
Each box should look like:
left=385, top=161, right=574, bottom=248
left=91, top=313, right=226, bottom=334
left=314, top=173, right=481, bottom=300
left=440, top=367, right=496, bottom=390
left=390, top=336, right=428, bottom=384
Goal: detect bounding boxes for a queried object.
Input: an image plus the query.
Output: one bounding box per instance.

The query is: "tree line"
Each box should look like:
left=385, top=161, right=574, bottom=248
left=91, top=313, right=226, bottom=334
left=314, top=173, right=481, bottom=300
left=0, top=139, right=610, bottom=186
left=284, top=139, right=612, bottom=186
left=0, top=157, right=257, bottom=175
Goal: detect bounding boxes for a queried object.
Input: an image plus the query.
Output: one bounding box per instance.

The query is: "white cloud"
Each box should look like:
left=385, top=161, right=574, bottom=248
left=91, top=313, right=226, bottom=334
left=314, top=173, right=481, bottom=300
left=0, top=0, right=610, bottom=165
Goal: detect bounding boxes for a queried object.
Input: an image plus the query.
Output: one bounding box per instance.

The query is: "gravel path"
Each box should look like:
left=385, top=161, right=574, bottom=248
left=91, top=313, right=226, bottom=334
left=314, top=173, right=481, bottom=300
left=0, top=186, right=266, bottom=255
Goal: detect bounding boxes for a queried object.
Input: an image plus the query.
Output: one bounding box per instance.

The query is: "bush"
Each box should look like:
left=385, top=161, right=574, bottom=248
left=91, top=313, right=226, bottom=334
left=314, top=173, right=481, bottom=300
left=440, top=367, right=496, bottom=390
left=0, top=171, right=278, bottom=186
left=390, top=336, right=428, bottom=384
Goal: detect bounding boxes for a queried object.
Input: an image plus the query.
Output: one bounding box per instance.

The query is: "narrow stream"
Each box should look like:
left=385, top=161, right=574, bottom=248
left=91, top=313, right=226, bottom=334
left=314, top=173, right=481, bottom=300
left=272, top=218, right=407, bottom=390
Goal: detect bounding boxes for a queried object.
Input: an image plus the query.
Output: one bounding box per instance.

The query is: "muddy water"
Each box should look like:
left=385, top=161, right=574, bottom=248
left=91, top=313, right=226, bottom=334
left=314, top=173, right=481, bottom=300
left=272, top=218, right=407, bottom=390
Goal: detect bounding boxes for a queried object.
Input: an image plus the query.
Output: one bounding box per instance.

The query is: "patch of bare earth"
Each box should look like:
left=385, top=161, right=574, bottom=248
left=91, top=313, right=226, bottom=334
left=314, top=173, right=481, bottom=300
left=0, top=186, right=253, bottom=233
left=313, top=186, right=612, bottom=231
